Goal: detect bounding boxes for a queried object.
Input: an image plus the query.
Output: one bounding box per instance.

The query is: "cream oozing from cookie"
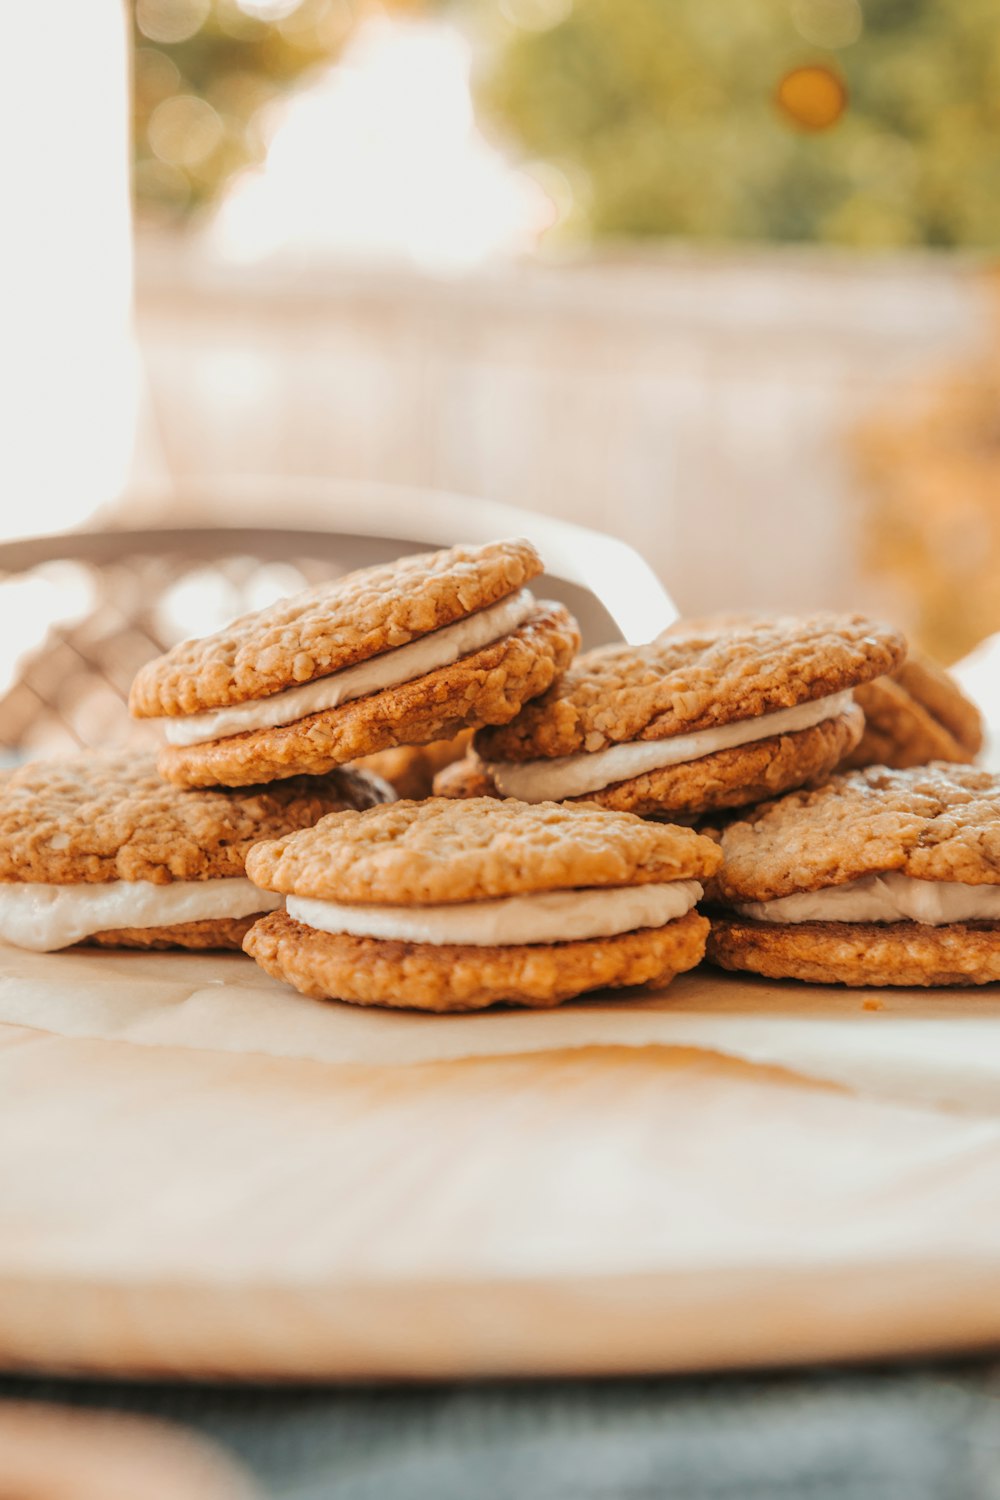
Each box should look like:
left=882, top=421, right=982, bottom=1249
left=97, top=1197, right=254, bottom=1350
left=285, top=880, right=703, bottom=947
left=485, top=690, right=855, bottom=802
left=734, top=873, right=1000, bottom=927
left=161, top=589, right=538, bottom=746
left=0, top=877, right=283, bottom=951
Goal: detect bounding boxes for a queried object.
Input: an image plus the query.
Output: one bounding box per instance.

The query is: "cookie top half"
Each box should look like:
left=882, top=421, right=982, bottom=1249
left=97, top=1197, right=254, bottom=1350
left=247, top=797, right=722, bottom=905
left=715, top=763, right=1000, bottom=902
left=477, top=613, right=905, bottom=761
left=0, top=751, right=390, bottom=886
left=130, top=538, right=542, bottom=719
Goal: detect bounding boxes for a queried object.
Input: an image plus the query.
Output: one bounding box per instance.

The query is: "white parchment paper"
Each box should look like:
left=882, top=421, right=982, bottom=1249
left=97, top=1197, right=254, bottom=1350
left=3, top=943, right=1000, bottom=1114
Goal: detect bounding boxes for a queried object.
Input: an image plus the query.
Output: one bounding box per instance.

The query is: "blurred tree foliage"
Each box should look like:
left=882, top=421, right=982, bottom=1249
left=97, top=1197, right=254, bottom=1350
left=132, top=0, right=1000, bottom=249
left=475, top=0, right=1000, bottom=248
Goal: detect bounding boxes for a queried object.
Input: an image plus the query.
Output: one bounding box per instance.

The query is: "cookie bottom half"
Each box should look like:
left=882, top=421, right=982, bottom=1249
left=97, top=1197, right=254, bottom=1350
left=435, top=709, right=863, bottom=818
left=158, top=604, right=579, bottom=789
left=706, top=915, right=1000, bottom=987
left=244, top=908, right=709, bottom=1012
left=88, top=915, right=262, bottom=951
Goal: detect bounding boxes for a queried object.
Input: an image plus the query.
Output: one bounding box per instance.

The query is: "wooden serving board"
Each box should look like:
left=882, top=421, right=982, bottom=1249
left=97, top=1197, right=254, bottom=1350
left=3, top=1007, right=1000, bottom=1380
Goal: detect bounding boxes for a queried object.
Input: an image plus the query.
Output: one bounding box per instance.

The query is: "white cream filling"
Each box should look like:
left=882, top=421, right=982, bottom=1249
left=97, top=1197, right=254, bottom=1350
left=286, top=880, right=703, bottom=948
left=735, top=873, right=1000, bottom=927
left=0, top=877, right=283, bottom=952
left=161, top=589, right=538, bottom=746
left=486, top=689, right=855, bottom=803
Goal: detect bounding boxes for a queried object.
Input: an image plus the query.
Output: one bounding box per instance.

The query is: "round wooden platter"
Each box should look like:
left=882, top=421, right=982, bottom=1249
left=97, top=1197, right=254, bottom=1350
left=3, top=1019, right=1000, bottom=1380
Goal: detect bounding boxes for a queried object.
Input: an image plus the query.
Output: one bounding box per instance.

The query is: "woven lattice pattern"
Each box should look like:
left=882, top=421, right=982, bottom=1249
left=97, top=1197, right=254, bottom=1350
left=0, top=537, right=357, bottom=761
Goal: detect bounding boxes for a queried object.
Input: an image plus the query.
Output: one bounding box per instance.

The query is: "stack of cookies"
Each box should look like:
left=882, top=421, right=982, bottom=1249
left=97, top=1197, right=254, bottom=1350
left=0, top=533, right=994, bottom=1001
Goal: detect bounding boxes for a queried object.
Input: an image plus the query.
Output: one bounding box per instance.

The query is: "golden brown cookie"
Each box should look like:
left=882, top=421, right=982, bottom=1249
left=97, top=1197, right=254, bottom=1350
left=842, top=655, right=983, bottom=771
left=0, top=750, right=392, bottom=952
left=247, top=795, right=720, bottom=904
left=897, top=659, right=983, bottom=754
left=88, top=916, right=258, bottom=951
left=706, top=763, right=1000, bottom=986
left=706, top=917, right=1000, bottom=988
left=131, top=538, right=543, bottom=717
left=0, top=751, right=388, bottom=885
left=156, top=605, right=580, bottom=789
left=133, top=537, right=581, bottom=789
left=714, top=763, right=1000, bottom=902
left=467, top=614, right=902, bottom=820
left=481, top=614, right=903, bottom=761
left=442, top=711, right=863, bottom=817
left=351, top=730, right=473, bottom=800
left=246, top=908, right=710, bottom=1012
left=244, top=796, right=720, bottom=1011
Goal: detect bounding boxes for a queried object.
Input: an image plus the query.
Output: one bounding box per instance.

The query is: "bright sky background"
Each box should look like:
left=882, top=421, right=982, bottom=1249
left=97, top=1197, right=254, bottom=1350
left=211, top=12, right=556, bottom=270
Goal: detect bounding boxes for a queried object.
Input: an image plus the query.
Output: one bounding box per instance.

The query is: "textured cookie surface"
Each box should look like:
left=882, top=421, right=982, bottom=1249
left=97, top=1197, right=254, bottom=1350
left=353, top=730, right=473, bottom=801
left=131, top=538, right=542, bottom=718
left=0, top=751, right=390, bottom=885
left=451, top=711, right=862, bottom=816
left=159, top=604, right=580, bottom=788
left=707, top=916, right=1000, bottom=988
left=247, top=795, right=722, bottom=904
left=244, top=908, right=709, bottom=1012
left=715, top=763, right=1000, bottom=902
left=478, top=613, right=905, bottom=761
left=89, top=915, right=261, bottom=951
left=843, top=657, right=983, bottom=771
left=897, top=659, right=983, bottom=754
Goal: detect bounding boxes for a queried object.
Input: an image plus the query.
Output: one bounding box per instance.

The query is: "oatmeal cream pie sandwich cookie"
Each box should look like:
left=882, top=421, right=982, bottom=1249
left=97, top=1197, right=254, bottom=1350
left=840, top=651, right=983, bottom=772
left=132, top=539, right=579, bottom=789
left=439, top=614, right=906, bottom=819
left=0, top=750, right=391, bottom=952
left=243, top=797, right=721, bottom=1012
left=707, top=763, right=1000, bottom=987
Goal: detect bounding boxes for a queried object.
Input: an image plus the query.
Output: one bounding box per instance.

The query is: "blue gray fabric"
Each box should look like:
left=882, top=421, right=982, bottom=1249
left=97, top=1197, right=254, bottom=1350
left=3, top=1364, right=1000, bottom=1499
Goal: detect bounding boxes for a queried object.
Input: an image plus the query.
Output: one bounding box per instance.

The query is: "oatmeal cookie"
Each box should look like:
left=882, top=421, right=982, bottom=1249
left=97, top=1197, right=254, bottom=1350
left=247, top=794, right=721, bottom=905
left=480, top=614, right=904, bottom=761
left=843, top=655, right=983, bottom=771
left=714, top=763, right=1000, bottom=903
left=131, top=538, right=543, bottom=718
left=245, top=907, right=710, bottom=1012
left=0, top=750, right=392, bottom=952
left=243, top=795, right=719, bottom=1010
left=442, top=711, right=862, bottom=817
left=707, top=916, right=1000, bottom=988
left=157, top=603, right=579, bottom=788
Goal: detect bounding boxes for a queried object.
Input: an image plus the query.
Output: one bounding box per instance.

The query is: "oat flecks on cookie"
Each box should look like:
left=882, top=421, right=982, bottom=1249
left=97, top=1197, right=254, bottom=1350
left=246, top=795, right=722, bottom=906
left=245, top=908, right=710, bottom=1012
left=0, top=750, right=390, bottom=886
left=130, top=538, right=544, bottom=719
left=478, top=612, right=906, bottom=761
left=714, top=763, right=1000, bottom=903
left=158, top=604, right=580, bottom=788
